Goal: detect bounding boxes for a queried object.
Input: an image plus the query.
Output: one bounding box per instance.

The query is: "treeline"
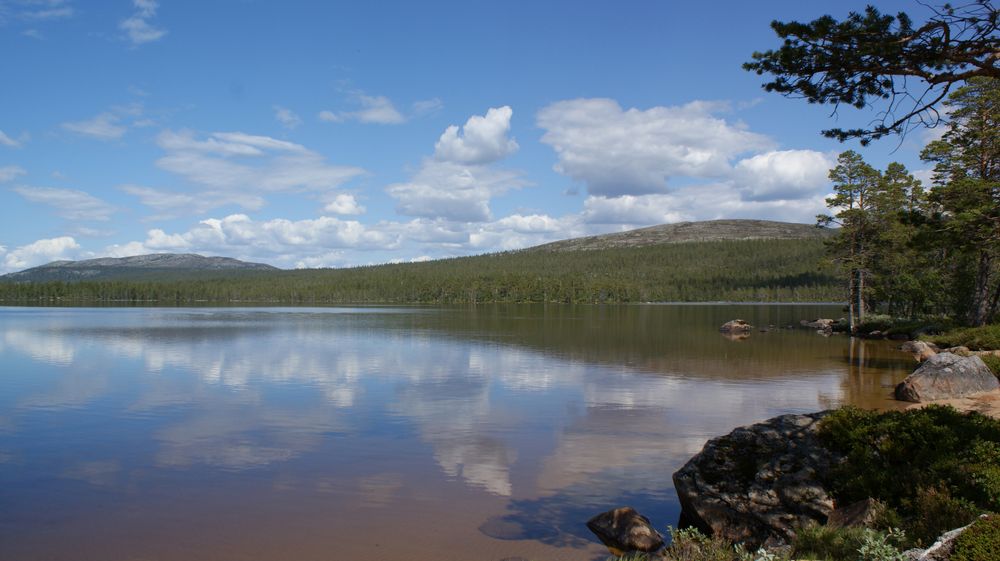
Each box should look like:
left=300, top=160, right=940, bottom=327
left=821, top=78, right=1000, bottom=327
left=0, top=238, right=839, bottom=305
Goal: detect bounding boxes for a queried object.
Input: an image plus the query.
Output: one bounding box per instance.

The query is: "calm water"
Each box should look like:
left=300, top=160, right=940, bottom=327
left=0, top=305, right=913, bottom=561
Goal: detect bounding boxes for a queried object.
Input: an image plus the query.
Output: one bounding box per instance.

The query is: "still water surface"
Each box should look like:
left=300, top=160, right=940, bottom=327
left=0, top=305, right=913, bottom=561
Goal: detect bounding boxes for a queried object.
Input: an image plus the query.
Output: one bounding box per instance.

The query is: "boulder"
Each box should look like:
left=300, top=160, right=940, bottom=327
left=895, top=353, right=1000, bottom=403
left=672, top=412, right=839, bottom=548
left=586, top=507, right=664, bottom=554
left=720, top=319, right=752, bottom=333
left=826, top=498, right=884, bottom=529
left=899, top=340, right=938, bottom=362
left=800, top=318, right=835, bottom=329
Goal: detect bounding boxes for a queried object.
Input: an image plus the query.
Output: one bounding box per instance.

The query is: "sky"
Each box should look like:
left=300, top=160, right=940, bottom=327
left=0, top=0, right=942, bottom=272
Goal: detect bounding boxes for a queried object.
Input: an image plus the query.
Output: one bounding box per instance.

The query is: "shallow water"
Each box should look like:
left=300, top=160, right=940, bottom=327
left=0, top=304, right=913, bottom=561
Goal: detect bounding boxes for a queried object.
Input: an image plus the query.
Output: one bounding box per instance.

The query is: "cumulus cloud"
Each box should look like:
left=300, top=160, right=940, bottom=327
left=2, top=236, right=79, bottom=273
left=120, top=0, right=166, bottom=46
left=434, top=106, right=518, bottom=165
left=0, top=165, right=26, bottom=182
left=106, top=214, right=398, bottom=263
left=322, top=193, right=365, bottom=215
left=537, top=98, right=772, bottom=196
left=273, top=106, right=302, bottom=129
left=384, top=106, right=523, bottom=222
left=732, top=150, right=834, bottom=202
left=387, top=160, right=524, bottom=222
left=13, top=185, right=117, bottom=221
left=319, top=93, right=406, bottom=125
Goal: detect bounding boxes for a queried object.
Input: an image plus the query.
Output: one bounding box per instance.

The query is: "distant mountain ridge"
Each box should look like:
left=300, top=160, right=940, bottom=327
left=529, top=219, right=832, bottom=252
left=2, top=253, right=277, bottom=282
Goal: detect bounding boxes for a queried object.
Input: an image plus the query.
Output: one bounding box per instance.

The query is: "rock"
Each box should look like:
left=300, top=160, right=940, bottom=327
left=720, top=319, right=752, bottom=333
left=899, top=340, right=938, bottom=362
left=895, top=353, right=1000, bottom=403
left=826, top=498, right=884, bottom=529
left=944, top=346, right=971, bottom=357
left=672, top=412, right=839, bottom=548
left=903, top=514, right=989, bottom=561
left=586, top=507, right=664, bottom=554
left=801, top=318, right=835, bottom=329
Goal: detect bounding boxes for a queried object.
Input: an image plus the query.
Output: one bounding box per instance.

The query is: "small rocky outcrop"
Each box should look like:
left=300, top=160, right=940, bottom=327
left=720, top=319, right=752, bottom=333
left=900, top=340, right=938, bottom=362
left=903, top=515, right=989, bottom=561
left=672, top=412, right=839, bottom=548
left=895, top=353, right=1000, bottom=403
left=586, top=507, right=664, bottom=554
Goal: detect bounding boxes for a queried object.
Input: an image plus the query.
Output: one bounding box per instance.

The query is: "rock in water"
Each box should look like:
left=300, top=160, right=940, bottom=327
left=586, top=507, right=664, bottom=554
left=899, top=340, right=938, bottom=362
left=720, top=319, right=752, bottom=333
left=672, top=412, right=838, bottom=548
left=894, top=353, right=1000, bottom=403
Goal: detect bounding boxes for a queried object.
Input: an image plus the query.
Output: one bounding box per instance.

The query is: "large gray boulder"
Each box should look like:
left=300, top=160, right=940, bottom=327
left=672, top=412, right=839, bottom=548
left=585, top=507, right=664, bottom=554
left=895, top=353, right=1000, bottom=403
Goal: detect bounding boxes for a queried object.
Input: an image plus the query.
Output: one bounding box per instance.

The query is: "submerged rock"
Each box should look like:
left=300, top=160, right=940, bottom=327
left=895, top=353, right=1000, bottom=403
left=672, top=412, right=839, bottom=548
left=586, top=507, right=664, bottom=554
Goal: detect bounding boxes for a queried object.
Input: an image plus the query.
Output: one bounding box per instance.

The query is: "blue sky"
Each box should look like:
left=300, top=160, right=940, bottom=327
left=0, top=0, right=937, bottom=271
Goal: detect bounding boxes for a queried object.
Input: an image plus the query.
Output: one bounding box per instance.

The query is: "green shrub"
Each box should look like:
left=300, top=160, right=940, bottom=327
left=856, top=528, right=907, bottom=561
left=857, top=316, right=953, bottom=338
left=951, top=516, right=1000, bottom=561
left=905, top=487, right=980, bottom=547
left=793, top=524, right=869, bottom=560
left=926, top=324, right=1000, bottom=351
left=817, top=406, right=1000, bottom=545
left=979, top=354, right=1000, bottom=379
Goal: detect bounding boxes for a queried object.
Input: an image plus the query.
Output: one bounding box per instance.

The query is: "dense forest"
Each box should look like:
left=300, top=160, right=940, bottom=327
left=0, top=238, right=838, bottom=304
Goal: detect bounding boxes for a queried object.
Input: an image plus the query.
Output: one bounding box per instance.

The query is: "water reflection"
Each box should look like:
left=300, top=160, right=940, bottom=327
left=0, top=305, right=914, bottom=561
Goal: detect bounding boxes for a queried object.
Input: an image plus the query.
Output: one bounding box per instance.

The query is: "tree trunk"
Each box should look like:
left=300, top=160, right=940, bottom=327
left=970, top=251, right=994, bottom=326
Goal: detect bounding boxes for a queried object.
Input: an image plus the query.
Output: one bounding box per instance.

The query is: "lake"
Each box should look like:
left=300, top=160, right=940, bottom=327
left=0, top=304, right=914, bottom=561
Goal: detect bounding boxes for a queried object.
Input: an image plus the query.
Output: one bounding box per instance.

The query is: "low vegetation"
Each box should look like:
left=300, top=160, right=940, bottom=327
left=817, top=406, right=1000, bottom=547
left=0, top=238, right=839, bottom=304
left=925, top=324, right=1000, bottom=351
left=951, top=515, right=1000, bottom=561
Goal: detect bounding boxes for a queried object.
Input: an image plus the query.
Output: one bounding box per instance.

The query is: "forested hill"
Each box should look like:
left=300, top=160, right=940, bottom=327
left=530, top=219, right=832, bottom=252
left=0, top=220, right=841, bottom=304
left=2, top=253, right=277, bottom=282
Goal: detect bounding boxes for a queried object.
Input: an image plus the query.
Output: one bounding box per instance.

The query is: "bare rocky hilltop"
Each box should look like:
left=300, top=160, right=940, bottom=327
left=529, top=219, right=832, bottom=252
left=2, top=253, right=277, bottom=282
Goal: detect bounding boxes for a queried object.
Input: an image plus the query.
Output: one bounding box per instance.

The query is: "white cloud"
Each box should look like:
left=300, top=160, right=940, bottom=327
left=12, top=185, right=117, bottom=221
left=2, top=236, right=79, bottom=273
left=155, top=129, right=365, bottom=198
left=732, top=150, right=834, bottom=202
left=120, top=0, right=166, bottom=46
left=387, top=160, right=523, bottom=222
left=0, top=165, right=26, bottom=182
left=434, top=106, right=518, bottom=165
left=412, top=98, right=444, bottom=116
left=19, top=0, right=73, bottom=21
left=273, top=106, right=302, bottom=129
left=0, top=130, right=22, bottom=148
left=62, top=112, right=127, bottom=140
left=322, top=193, right=365, bottom=215
left=121, top=184, right=265, bottom=219
left=106, top=214, right=399, bottom=263
left=319, top=92, right=407, bottom=125
left=382, top=106, right=523, bottom=222
left=537, top=98, right=772, bottom=196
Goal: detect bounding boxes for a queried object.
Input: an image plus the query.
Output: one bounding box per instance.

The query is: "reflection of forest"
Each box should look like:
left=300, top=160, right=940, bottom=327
left=373, top=304, right=916, bottom=381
